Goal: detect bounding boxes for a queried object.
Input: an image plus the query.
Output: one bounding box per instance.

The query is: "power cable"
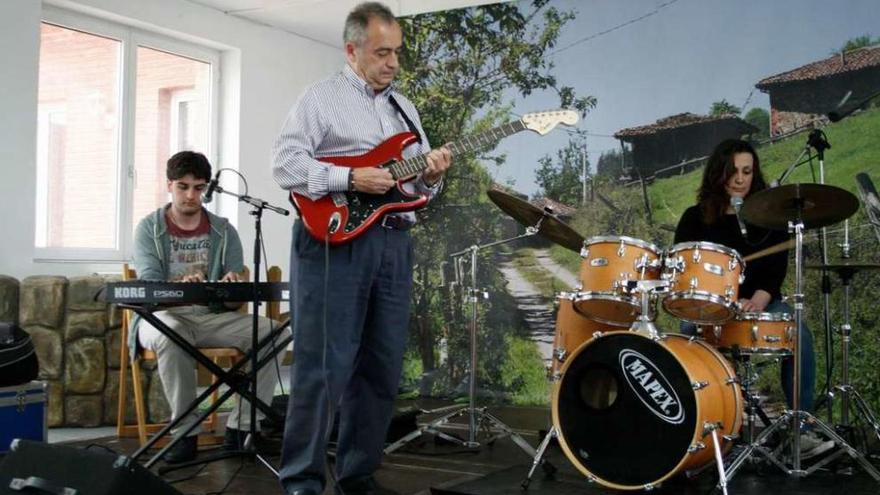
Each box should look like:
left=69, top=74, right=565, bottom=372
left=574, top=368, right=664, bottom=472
left=550, top=0, right=683, bottom=56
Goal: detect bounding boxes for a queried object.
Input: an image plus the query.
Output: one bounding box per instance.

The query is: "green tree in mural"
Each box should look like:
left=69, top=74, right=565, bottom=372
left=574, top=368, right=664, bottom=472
left=744, top=107, right=770, bottom=140
left=596, top=148, right=630, bottom=179
left=709, top=99, right=742, bottom=117
left=834, top=34, right=879, bottom=54
left=395, top=1, right=596, bottom=396
left=534, top=137, right=588, bottom=206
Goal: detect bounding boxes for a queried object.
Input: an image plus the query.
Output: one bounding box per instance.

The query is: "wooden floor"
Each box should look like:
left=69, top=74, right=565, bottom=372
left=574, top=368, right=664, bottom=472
left=67, top=400, right=880, bottom=495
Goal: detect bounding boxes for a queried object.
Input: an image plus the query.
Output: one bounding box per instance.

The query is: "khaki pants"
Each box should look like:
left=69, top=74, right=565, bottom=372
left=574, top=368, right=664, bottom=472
left=137, top=305, right=284, bottom=436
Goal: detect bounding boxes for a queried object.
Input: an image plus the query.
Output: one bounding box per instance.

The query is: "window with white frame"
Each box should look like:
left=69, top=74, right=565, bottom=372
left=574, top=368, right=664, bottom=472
left=35, top=8, right=219, bottom=261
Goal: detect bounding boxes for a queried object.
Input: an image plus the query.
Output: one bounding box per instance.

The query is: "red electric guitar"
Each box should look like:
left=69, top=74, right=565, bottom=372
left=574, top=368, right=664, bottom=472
left=291, top=109, right=579, bottom=244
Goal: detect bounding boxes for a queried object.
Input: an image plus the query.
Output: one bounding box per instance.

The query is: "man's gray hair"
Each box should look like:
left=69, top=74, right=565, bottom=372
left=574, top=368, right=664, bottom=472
left=343, top=2, right=398, bottom=46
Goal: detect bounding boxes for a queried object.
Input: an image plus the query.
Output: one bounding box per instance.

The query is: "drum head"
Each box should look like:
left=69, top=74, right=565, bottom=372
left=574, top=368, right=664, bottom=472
left=572, top=294, right=639, bottom=326
left=663, top=293, right=736, bottom=324
left=554, top=333, right=697, bottom=487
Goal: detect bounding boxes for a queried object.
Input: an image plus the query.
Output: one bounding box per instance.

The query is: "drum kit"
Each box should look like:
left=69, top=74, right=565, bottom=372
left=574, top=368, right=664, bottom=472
left=487, top=178, right=880, bottom=492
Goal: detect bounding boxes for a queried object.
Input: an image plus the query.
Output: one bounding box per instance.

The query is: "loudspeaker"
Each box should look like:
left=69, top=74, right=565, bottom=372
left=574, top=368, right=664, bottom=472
left=0, top=440, right=181, bottom=495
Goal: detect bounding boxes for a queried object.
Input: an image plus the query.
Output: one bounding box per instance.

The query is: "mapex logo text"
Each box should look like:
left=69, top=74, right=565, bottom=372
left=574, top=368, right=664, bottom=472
left=114, top=287, right=146, bottom=299
left=619, top=349, right=684, bottom=424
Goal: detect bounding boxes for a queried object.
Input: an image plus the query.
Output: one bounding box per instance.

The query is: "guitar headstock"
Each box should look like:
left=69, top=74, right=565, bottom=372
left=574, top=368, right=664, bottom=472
left=521, top=110, right=580, bottom=135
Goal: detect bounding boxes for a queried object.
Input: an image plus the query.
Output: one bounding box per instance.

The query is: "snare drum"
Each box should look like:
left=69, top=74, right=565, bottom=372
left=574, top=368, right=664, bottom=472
left=552, top=331, right=742, bottom=490
left=573, top=236, right=662, bottom=326
left=701, top=312, right=794, bottom=356
left=662, top=241, right=745, bottom=324
left=551, top=294, right=617, bottom=378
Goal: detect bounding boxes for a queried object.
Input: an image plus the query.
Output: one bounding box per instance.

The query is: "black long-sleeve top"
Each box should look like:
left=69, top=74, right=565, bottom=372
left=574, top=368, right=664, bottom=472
left=673, top=205, right=790, bottom=302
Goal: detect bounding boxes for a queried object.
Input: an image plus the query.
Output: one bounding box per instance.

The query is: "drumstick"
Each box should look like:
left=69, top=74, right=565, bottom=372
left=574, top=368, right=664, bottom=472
left=743, top=239, right=796, bottom=262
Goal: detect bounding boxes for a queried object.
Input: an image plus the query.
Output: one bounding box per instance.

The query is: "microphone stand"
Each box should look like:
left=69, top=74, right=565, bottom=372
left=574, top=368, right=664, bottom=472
left=166, top=183, right=290, bottom=476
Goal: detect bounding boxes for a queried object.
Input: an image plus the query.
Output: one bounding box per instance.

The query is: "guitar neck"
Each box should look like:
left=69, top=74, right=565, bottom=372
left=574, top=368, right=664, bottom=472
left=387, top=120, right=527, bottom=180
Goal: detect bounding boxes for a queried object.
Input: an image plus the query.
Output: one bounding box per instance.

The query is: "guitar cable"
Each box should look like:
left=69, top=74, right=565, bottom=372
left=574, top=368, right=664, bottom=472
left=322, top=223, right=346, bottom=495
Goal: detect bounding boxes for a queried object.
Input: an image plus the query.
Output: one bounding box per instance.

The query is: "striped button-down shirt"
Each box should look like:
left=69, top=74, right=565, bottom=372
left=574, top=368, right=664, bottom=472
left=272, top=64, right=441, bottom=224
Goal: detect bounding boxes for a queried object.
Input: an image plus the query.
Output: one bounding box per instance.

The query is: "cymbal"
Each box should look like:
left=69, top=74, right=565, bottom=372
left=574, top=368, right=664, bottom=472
left=487, top=188, right=584, bottom=252
left=741, top=183, right=859, bottom=231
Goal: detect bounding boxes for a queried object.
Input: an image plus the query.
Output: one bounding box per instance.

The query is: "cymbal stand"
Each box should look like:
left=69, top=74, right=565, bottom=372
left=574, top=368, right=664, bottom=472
left=829, top=265, right=880, bottom=442
left=778, top=129, right=836, bottom=424
left=723, top=218, right=880, bottom=484
left=385, top=226, right=540, bottom=459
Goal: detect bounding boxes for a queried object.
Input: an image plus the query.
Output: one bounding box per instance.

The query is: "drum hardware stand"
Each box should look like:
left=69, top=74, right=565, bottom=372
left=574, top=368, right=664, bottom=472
left=627, top=279, right=669, bottom=338
left=521, top=426, right=560, bottom=489
left=827, top=264, right=880, bottom=443
left=707, top=424, right=730, bottom=495
left=385, top=227, right=540, bottom=459
left=736, top=358, right=773, bottom=448
left=722, top=218, right=880, bottom=485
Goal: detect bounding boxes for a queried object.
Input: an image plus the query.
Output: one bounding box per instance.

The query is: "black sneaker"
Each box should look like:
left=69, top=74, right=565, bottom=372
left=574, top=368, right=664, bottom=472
left=163, top=435, right=197, bottom=464
left=223, top=427, right=262, bottom=451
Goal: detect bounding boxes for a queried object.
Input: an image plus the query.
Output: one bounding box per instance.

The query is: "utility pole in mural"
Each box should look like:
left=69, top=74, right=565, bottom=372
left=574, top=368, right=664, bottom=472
left=396, top=0, right=596, bottom=397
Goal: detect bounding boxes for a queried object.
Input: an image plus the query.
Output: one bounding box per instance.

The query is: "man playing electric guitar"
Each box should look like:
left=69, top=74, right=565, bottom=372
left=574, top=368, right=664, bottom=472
left=272, top=3, right=451, bottom=495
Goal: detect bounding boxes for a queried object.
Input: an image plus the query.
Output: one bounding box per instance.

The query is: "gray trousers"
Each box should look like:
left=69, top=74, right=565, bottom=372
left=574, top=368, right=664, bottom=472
left=137, top=306, right=283, bottom=436
left=279, top=221, right=413, bottom=495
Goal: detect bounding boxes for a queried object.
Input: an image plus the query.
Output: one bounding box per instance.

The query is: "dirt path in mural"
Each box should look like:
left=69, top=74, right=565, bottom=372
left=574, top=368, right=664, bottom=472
left=498, top=249, right=580, bottom=365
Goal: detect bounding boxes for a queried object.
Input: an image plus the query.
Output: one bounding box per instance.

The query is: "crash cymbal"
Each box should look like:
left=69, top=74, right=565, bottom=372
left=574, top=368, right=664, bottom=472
left=487, top=188, right=584, bottom=252
left=741, top=183, right=859, bottom=231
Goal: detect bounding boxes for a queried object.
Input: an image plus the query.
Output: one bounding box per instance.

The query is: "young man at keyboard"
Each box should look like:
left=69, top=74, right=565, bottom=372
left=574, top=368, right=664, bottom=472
left=131, top=150, right=280, bottom=463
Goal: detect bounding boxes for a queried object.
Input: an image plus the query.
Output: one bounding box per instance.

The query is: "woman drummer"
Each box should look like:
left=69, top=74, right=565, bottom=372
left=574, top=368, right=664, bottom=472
left=674, top=139, right=828, bottom=456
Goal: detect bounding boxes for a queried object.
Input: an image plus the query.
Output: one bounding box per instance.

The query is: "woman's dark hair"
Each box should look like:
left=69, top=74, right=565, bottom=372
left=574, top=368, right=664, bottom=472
left=697, top=139, right=767, bottom=224
left=166, top=151, right=211, bottom=182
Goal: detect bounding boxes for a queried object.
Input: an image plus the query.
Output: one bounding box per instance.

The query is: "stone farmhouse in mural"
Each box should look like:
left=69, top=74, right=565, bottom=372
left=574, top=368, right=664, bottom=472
left=756, top=45, right=880, bottom=137
left=613, top=113, right=757, bottom=179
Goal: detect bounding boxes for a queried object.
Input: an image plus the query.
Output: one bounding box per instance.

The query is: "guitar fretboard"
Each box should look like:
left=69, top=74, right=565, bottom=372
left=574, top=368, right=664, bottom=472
left=388, top=120, right=527, bottom=180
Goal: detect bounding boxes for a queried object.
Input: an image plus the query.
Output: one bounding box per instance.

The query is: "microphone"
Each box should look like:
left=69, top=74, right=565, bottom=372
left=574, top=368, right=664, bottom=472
left=203, top=170, right=221, bottom=204
left=827, top=90, right=853, bottom=122
left=731, top=196, right=747, bottom=237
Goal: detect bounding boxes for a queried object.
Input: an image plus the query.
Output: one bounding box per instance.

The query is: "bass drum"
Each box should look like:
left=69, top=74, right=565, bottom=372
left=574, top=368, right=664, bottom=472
left=552, top=331, right=742, bottom=490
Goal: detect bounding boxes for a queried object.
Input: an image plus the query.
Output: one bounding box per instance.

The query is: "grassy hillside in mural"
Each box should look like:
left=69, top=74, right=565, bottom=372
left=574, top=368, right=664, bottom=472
left=542, top=106, right=880, bottom=412
left=649, top=108, right=880, bottom=227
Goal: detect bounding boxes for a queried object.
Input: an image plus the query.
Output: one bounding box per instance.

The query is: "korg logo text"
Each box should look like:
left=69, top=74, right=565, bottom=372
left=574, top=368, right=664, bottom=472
left=619, top=349, right=684, bottom=424
left=114, top=287, right=146, bottom=299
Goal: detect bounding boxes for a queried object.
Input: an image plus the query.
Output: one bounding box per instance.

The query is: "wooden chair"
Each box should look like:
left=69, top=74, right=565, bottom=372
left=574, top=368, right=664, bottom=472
left=115, top=264, right=283, bottom=447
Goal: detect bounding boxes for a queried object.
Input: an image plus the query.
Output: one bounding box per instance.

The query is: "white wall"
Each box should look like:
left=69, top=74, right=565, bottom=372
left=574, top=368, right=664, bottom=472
left=0, top=0, right=341, bottom=281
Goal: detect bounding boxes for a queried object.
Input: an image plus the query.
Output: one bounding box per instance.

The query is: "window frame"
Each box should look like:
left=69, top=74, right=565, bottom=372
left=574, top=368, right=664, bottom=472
left=34, top=6, right=220, bottom=263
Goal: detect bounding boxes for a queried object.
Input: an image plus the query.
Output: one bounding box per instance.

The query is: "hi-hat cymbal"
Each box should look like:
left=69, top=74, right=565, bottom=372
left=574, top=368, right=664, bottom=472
left=741, top=183, right=859, bottom=231
left=487, top=188, right=584, bottom=252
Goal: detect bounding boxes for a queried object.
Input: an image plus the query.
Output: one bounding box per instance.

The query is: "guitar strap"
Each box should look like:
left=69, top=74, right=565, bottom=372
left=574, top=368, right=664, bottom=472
left=388, top=93, right=422, bottom=144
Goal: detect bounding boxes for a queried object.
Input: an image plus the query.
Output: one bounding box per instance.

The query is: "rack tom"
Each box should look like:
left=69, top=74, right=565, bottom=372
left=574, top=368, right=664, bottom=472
left=551, top=293, right=617, bottom=379
left=662, top=242, right=745, bottom=324
left=573, top=236, right=662, bottom=326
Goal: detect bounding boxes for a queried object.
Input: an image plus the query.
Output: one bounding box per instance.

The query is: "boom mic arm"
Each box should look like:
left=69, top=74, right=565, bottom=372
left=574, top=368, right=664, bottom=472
left=856, top=172, right=880, bottom=247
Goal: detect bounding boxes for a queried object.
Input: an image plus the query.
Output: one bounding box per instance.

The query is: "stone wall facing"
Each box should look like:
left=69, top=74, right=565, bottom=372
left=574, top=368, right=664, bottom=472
left=2, top=274, right=171, bottom=428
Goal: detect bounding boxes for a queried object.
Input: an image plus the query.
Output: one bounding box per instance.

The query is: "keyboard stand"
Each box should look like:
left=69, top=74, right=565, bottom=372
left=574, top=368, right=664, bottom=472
left=120, top=305, right=291, bottom=469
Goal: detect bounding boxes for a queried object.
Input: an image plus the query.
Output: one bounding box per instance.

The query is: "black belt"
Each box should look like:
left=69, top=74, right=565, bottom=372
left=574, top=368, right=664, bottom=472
left=380, top=215, right=414, bottom=231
